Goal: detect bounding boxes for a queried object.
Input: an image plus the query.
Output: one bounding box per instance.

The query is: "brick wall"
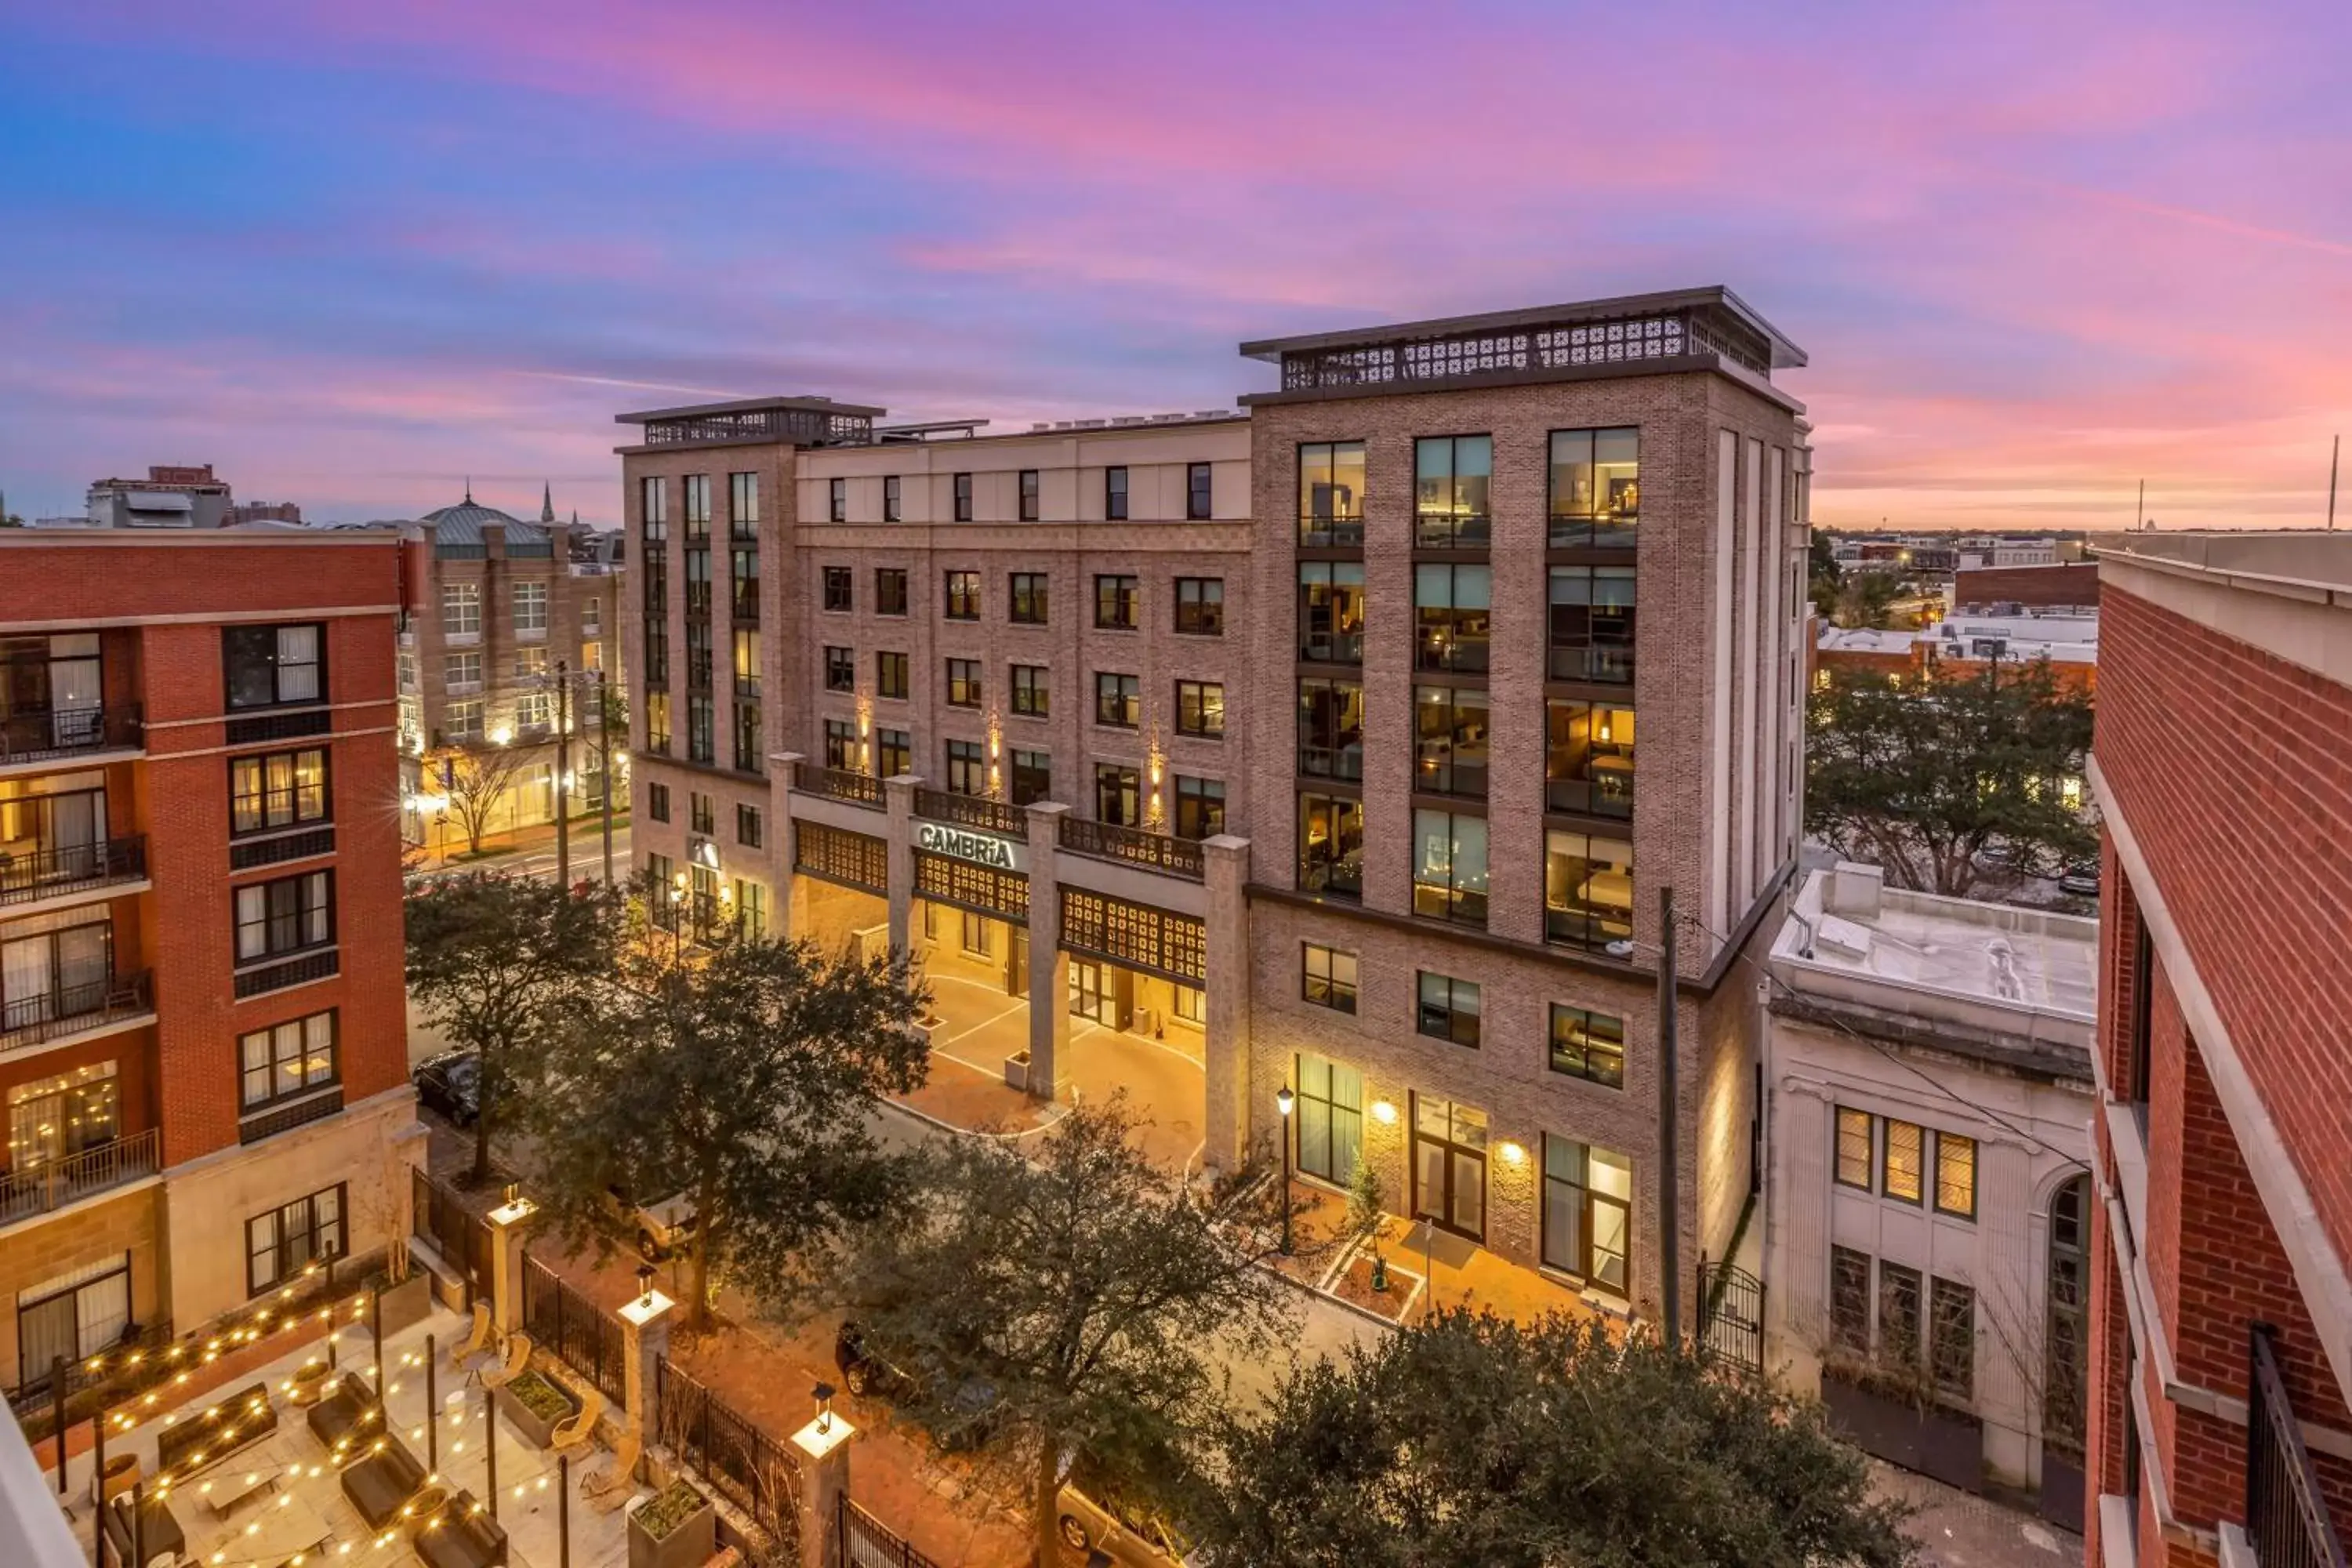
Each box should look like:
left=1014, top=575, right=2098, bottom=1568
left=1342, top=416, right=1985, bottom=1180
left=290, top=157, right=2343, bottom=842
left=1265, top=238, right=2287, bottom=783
left=1954, top=563, right=2100, bottom=611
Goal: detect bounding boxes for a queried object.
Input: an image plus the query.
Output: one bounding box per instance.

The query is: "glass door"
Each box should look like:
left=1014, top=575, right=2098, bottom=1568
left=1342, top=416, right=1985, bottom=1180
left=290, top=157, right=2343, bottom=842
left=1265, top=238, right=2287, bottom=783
left=1410, top=1096, right=1487, bottom=1242
left=1068, top=960, right=1110, bottom=1025
left=1006, top=927, right=1029, bottom=998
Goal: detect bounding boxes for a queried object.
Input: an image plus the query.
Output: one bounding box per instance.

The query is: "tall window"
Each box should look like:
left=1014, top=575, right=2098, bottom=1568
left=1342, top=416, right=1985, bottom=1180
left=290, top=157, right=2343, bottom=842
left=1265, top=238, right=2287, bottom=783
left=1414, top=564, right=1490, bottom=673
left=683, top=474, right=711, bottom=535
left=2045, top=1176, right=2091, bottom=1460
left=945, top=571, right=982, bottom=620
left=441, top=584, right=481, bottom=638
left=639, top=476, right=668, bottom=539
left=1542, top=1137, right=1632, bottom=1294
left=822, top=567, right=852, bottom=612
left=239, top=1011, right=337, bottom=1110
left=733, top=700, right=761, bottom=772
left=444, top=651, right=482, bottom=691
left=648, top=782, right=670, bottom=822
left=876, top=728, right=910, bottom=779
left=1546, top=702, right=1635, bottom=818
left=583, top=597, right=601, bottom=636
left=822, top=720, right=855, bottom=771
left=1094, top=575, right=1140, bottom=630
left=944, top=739, right=985, bottom=796
left=953, top=472, right=973, bottom=522
left=247, top=1185, right=343, bottom=1296
left=1186, top=461, right=1213, bottom=520
left=644, top=692, right=670, bottom=753
left=1094, top=673, right=1140, bottom=728
left=729, top=472, right=759, bottom=532
left=1010, top=572, right=1049, bottom=625
left=512, top=580, right=548, bottom=635
left=875, top=568, right=909, bottom=615
left=230, top=749, right=328, bottom=836
left=1931, top=1278, right=1976, bottom=1399
left=824, top=646, right=854, bottom=692
left=1294, top=1054, right=1362, bottom=1182
left=1010, top=750, right=1052, bottom=807
left=877, top=652, right=909, bottom=701
left=1298, top=561, right=1365, bottom=663
left=1298, top=793, right=1363, bottom=898
left=946, top=659, right=982, bottom=708
left=224, top=624, right=325, bottom=709
left=1414, top=686, right=1488, bottom=797
left=688, top=693, right=715, bottom=765
left=1544, top=831, right=1633, bottom=950
left=1412, top=808, right=1489, bottom=926
left=1301, top=944, right=1356, bottom=1013
left=828, top=477, right=847, bottom=523
left=1105, top=466, right=1128, bottom=521
left=1298, top=441, right=1367, bottom=544
left=1297, top=679, right=1363, bottom=780
left=445, top=699, right=485, bottom=742
left=1175, top=681, right=1224, bottom=738
left=1414, top=435, right=1492, bottom=546
left=690, top=792, right=714, bottom=835
left=736, top=803, right=763, bottom=848
left=1417, top=973, right=1481, bottom=1047
left=1094, top=764, right=1140, bottom=826
left=1548, top=567, right=1637, bottom=684
left=1831, top=1247, right=1873, bottom=1356
left=1174, top=578, right=1224, bottom=636
left=234, top=871, right=333, bottom=964
left=1173, top=775, right=1224, bottom=840
left=1018, top=470, right=1040, bottom=521
left=1548, top=427, right=1640, bottom=546
left=1011, top=665, right=1049, bottom=718
left=731, top=545, right=759, bottom=622
left=1548, top=1005, right=1624, bottom=1087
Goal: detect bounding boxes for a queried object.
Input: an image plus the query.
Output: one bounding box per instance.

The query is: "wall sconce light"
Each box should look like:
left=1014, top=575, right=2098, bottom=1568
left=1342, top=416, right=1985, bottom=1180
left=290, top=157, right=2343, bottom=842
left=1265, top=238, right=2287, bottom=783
left=1499, top=1141, right=1526, bottom=1165
left=1370, top=1099, right=1398, bottom=1125
left=813, top=1381, right=836, bottom=1436
left=1275, top=1087, right=1294, bottom=1120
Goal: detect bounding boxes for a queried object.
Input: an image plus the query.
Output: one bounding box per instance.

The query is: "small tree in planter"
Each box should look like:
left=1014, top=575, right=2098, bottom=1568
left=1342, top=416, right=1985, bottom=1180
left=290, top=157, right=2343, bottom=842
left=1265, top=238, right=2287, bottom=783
left=1345, top=1159, right=1388, bottom=1293
left=627, top=1478, right=715, bottom=1568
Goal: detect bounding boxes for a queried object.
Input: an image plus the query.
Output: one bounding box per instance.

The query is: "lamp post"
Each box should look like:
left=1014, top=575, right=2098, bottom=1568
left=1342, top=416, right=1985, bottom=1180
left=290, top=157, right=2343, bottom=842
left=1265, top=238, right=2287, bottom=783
left=1275, top=1086, right=1295, bottom=1256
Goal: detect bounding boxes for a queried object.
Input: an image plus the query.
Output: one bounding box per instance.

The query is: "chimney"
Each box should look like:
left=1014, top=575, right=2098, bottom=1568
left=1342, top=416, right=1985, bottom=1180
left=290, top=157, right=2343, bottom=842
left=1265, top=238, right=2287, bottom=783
left=1827, top=861, right=1884, bottom=920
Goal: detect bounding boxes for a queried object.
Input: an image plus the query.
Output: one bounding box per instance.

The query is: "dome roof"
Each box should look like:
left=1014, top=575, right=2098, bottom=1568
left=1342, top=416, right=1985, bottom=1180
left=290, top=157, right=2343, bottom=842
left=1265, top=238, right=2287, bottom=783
left=419, top=494, right=550, bottom=551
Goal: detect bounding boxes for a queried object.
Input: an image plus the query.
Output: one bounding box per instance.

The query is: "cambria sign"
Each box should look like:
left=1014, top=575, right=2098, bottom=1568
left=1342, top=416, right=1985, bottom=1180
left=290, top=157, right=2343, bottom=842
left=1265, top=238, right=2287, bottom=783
left=914, top=819, right=1020, bottom=871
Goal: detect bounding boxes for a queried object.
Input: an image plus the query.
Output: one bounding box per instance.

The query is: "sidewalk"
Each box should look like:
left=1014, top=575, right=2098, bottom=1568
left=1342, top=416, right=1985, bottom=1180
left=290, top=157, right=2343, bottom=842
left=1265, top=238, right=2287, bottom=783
left=409, top=812, right=632, bottom=880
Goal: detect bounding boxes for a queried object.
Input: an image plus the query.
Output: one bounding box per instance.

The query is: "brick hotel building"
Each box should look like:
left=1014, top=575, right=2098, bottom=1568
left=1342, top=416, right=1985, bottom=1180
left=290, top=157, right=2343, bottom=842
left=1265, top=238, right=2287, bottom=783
left=622, top=288, right=1813, bottom=1323
left=2085, top=532, right=2352, bottom=1567
left=0, top=528, right=421, bottom=1392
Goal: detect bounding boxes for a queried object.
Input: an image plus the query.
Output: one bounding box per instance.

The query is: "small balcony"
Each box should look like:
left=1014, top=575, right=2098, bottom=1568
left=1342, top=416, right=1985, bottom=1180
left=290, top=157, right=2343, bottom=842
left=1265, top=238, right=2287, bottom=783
left=0, top=705, right=143, bottom=768
left=1, top=969, right=154, bottom=1054
left=0, top=1128, right=162, bottom=1226
left=792, top=761, right=882, bottom=810
left=2246, top=1323, right=2350, bottom=1568
left=916, top=788, right=1027, bottom=840
left=1058, top=817, right=1203, bottom=880
left=0, top=834, right=148, bottom=909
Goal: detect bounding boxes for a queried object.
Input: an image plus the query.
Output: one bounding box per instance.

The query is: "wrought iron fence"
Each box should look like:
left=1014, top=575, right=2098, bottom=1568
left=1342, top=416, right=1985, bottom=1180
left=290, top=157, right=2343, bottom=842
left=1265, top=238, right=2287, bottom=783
left=914, top=789, right=1026, bottom=840
left=0, top=704, right=143, bottom=764
left=657, top=1356, right=801, bottom=1555
left=839, top=1495, right=945, bottom=1568
left=0, top=834, right=147, bottom=906
left=409, top=1170, right=493, bottom=1298
left=1, top=969, right=153, bottom=1054
left=521, top=1254, right=628, bottom=1408
left=1056, top=816, right=1204, bottom=880
left=0, top=1129, right=161, bottom=1225
left=2247, top=1323, right=2350, bottom=1568
left=793, top=762, right=883, bottom=810
left=1697, top=1257, right=1765, bottom=1372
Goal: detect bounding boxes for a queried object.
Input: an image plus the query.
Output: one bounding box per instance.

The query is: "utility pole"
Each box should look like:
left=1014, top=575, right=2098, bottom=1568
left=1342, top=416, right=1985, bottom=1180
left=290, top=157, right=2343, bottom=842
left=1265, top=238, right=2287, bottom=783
left=1657, top=886, right=1681, bottom=1349
left=554, top=659, right=572, bottom=887
left=2329, top=436, right=2339, bottom=532
left=2136, top=479, right=2145, bottom=532
left=597, top=666, right=615, bottom=884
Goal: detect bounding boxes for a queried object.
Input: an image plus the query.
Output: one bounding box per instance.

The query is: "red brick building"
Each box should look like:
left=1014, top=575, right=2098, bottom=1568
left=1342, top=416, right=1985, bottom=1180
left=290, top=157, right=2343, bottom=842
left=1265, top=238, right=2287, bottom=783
left=1955, top=561, right=2100, bottom=613
left=2085, top=532, right=2352, bottom=1566
left=0, top=528, right=420, bottom=1393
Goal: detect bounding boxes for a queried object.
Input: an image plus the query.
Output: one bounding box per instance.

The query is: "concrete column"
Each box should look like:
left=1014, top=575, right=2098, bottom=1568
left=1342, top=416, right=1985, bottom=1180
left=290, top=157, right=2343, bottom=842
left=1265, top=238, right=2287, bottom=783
left=1201, top=833, right=1253, bottom=1177
left=789, top=1410, right=855, bottom=1568
left=884, top=775, right=919, bottom=960
left=616, top=1287, right=676, bottom=1454
left=484, top=1192, right=536, bottom=1341
left=1975, top=1136, right=2038, bottom=1483
left=1023, top=801, right=1070, bottom=1100
left=770, top=752, right=811, bottom=944
left=1770, top=1080, right=1834, bottom=1391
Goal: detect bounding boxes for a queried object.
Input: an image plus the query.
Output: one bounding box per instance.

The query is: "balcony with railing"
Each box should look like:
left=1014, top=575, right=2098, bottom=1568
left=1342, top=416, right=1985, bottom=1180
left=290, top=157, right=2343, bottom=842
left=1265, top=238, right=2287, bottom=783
left=0, top=705, right=143, bottom=768
left=0, top=834, right=147, bottom=908
left=1414, top=511, right=1492, bottom=550
left=2246, top=1323, right=2350, bottom=1568
left=1, top=969, right=154, bottom=1054
left=0, top=1128, right=162, bottom=1226
left=1298, top=514, right=1366, bottom=549
left=1549, top=641, right=1636, bottom=684
left=793, top=761, right=883, bottom=809
left=916, top=789, right=1027, bottom=840
left=1058, top=817, right=1204, bottom=880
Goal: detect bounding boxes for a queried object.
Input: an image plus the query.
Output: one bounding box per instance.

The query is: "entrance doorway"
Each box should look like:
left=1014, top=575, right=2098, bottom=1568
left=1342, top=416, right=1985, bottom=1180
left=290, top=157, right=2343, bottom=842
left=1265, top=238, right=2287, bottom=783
left=1069, top=960, right=1110, bottom=1025
left=1411, top=1095, right=1487, bottom=1241
left=1007, top=927, right=1029, bottom=998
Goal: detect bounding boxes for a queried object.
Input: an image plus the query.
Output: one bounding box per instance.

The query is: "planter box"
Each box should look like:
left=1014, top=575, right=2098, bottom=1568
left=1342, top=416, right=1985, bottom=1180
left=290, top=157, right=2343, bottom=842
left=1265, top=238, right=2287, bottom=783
left=1821, top=1370, right=1984, bottom=1493
left=1004, top=1051, right=1030, bottom=1092
left=628, top=1483, right=717, bottom=1568
left=495, top=1369, right=579, bottom=1450
left=369, top=1271, right=433, bottom=1341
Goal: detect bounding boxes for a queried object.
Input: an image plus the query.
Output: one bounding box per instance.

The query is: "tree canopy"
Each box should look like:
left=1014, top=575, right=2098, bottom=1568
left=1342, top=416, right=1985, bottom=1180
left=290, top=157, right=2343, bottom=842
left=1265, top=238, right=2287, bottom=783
left=1806, top=656, right=2095, bottom=896
left=809, top=1098, right=1294, bottom=1566
left=1189, top=1308, right=1915, bottom=1568
left=530, top=914, right=929, bottom=1329
left=404, top=872, right=622, bottom=1182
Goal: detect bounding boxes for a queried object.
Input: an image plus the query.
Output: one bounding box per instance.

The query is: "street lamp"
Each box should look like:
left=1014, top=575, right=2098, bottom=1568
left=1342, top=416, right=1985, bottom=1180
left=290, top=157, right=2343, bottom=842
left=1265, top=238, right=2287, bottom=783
left=1275, top=1086, right=1295, bottom=1256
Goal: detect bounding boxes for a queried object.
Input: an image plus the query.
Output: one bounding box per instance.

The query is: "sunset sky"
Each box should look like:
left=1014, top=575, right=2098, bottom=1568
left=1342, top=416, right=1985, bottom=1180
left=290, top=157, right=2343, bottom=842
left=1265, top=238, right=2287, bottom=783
left=2, top=0, right=2347, bottom=530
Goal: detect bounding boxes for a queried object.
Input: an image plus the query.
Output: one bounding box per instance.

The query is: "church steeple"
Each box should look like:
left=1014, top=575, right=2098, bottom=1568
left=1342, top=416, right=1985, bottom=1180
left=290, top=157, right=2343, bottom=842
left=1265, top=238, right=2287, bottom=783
left=541, top=482, right=555, bottom=524
left=463, top=475, right=474, bottom=505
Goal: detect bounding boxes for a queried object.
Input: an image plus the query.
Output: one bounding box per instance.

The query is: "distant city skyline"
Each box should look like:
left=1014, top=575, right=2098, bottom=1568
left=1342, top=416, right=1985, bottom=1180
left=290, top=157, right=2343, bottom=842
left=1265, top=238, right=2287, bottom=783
left=2, top=0, right=2347, bottom=530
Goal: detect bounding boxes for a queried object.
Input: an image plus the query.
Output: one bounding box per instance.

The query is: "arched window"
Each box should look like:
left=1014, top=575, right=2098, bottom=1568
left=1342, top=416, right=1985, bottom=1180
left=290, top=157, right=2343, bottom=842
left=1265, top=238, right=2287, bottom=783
left=2045, top=1174, right=2090, bottom=1459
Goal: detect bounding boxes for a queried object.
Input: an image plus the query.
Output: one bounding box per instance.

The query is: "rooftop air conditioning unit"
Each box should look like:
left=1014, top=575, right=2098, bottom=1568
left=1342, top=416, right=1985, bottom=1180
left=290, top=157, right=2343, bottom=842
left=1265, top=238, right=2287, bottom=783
left=1193, top=410, right=1227, bottom=419
left=1112, top=416, right=1146, bottom=426
left=1032, top=422, right=1052, bottom=431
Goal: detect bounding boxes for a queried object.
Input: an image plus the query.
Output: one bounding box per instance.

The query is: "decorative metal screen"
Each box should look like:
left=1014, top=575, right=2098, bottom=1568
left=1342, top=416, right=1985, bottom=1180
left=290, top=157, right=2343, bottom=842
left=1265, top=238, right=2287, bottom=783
left=913, top=852, right=1028, bottom=924
left=795, top=822, right=888, bottom=892
left=1277, top=304, right=1774, bottom=392
left=1059, top=887, right=1206, bottom=985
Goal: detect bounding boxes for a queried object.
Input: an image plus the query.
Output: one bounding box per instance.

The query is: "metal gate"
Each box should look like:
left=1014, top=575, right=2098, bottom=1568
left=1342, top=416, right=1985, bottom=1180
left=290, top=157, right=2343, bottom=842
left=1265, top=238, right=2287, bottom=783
left=1698, top=1257, right=1764, bottom=1371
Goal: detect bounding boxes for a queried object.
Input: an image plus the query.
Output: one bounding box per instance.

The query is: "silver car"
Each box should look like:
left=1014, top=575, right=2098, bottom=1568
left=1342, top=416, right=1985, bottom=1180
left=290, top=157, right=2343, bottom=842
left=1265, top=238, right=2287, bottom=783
left=1056, top=1480, right=1196, bottom=1566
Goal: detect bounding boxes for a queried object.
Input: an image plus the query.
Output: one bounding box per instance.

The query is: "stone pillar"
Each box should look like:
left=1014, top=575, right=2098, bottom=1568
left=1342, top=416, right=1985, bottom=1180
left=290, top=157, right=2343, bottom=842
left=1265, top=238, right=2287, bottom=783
left=617, top=1287, right=676, bottom=1455
left=1201, top=833, right=1253, bottom=1177
left=484, top=1192, right=536, bottom=1341
left=1022, top=802, right=1070, bottom=1100
left=771, top=752, right=811, bottom=943
left=1974, top=1136, right=2037, bottom=1485
left=1771, top=1080, right=1834, bottom=1391
left=789, top=1409, right=855, bottom=1568
left=884, top=775, right=919, bottom=960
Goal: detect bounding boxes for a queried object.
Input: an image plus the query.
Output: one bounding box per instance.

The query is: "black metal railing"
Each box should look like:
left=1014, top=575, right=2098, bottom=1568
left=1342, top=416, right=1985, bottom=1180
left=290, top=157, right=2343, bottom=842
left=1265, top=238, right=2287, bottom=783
left=658, top=1357, right=802, bottom=1555
left=1546, top=906, right=1635, bottom=953
left=914, top=788, right=1026, bottom=840
left=1298, top=630, right=1364, bottom=665
left=2248, top=1323, right=2350, bottom=1568
left=0, top=705, right=143, bottom=765
left=0, top=1129, right=161, bottom=1225
left=1298, top=743, right=1363, bottom=782
left=1414, top=512, right=1492, bottom=548
left=1, top=969, right=153, bottom=1052
left=232, top=948, right=339, bottom=1000
left=1546, top=773, right=1635, bottom=820
left=1298, top=515, right=1366, bottom=548
left=238, top=1089, right=343, bottom=1145
left=793, top=762, right=882, bottom=810
left=0, top=834, right=147, bottom=906
left=1549, top=644, right=1636, bottom=684
left=411, top=1170, right=493, bottom=1295
left=840, top=1495, right=945, bottom=1568
left=223, top=708, right=332, bottom=746
left=1058, top=817, right=1204, bottom=880
left=521, top=1253, right=628, bottom=1408
left=228, top=826, right=335, bottom=872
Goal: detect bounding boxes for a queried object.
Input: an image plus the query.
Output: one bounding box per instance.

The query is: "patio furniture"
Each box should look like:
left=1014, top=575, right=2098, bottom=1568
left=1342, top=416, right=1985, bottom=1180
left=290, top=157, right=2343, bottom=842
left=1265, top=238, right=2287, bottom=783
left=229, top=1491, right=332, bottom=1566
left=201, top=1464, right=278, bottom=1516
left=154, top=1381, right=278, bottom=1483
left=289, top=1358, right=332, bottom=1407
left=479, top=1330, right=532, bottom=1390
left=304, top=1371, right=383, bottom=1461
left=550, top=1383, right=604, bottom=1454
left=449, top=1302, right=493, bottom=1368
left=583, top=1429, right=642, bottom=1511
left=410, top=1490, right=510, bottom=1568
left=339, top=1432, right=429, bottom=1530
left=99, top=1490, right=183, bottom=1568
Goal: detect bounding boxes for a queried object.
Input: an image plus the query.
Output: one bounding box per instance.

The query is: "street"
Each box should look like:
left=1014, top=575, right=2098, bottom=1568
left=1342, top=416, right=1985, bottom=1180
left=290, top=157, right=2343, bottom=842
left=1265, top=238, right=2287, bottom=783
left=409, top=817, right=631, bottom=887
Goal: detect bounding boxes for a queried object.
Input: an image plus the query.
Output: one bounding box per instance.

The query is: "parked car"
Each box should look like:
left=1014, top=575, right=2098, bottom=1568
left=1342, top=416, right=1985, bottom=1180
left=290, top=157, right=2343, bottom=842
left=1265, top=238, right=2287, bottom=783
left=411, top=1050, right=481, bottom=1127
left=2059, top=859, right=2100, bottom=897
left=605, top=1183, right=698, bottom=1262
left=833, top=1321, right=999, bottom=1451
left=1057, top=1459, right=1197, bottom=1566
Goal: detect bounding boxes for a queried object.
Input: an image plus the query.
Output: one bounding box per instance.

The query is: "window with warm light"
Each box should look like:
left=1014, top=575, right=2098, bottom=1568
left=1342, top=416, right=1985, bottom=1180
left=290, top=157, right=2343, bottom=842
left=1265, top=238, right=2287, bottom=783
left=1547, top=427, right=1640, bottom=546
left=1541, top=1136, right=1631, bottom=1294
left=1545, top=701, right=1634, bottom=819
left=1294, top=1053, right=1362, bottom=1183
left=1298, top=441, right=1367, bottom=546
left=1301, top=943, right=1357, bottom=1014
left=1414, top=435, right=1492, bottom=546
left=1414, top=564, right=1490, bottom=673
